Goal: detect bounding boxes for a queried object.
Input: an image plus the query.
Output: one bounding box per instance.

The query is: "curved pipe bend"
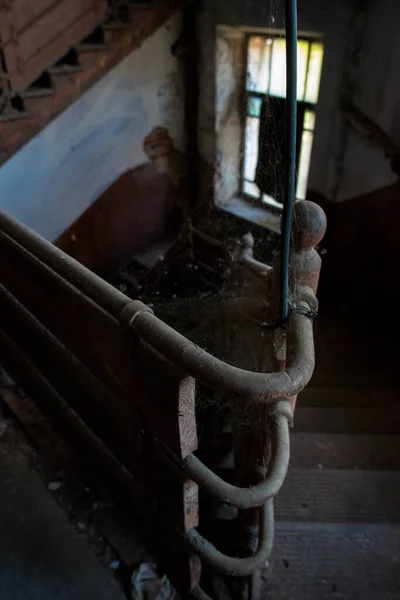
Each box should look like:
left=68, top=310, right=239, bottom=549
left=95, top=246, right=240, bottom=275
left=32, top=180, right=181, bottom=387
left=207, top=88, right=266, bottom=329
left=121, top=301, right=315, bottom=402
left=184, top=500, right=274, bottom=577
left=0, top=212, right=315, bottom=403
left=183, top=401, right=291, bottom=509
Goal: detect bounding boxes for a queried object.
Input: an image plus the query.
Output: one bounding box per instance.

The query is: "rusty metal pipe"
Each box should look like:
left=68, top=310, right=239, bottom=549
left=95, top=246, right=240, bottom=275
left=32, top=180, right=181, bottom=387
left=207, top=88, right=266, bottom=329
left=0, top=211, right=131, bottom=317
left=121, top=304, right=314, bottom=401
left=184, top=501, right=274, bottom=577
left=0, top=211, right=315, bottom=401
left=182, top=402, right=291, bottom=509
left=0, top=283, right=126, bottom=422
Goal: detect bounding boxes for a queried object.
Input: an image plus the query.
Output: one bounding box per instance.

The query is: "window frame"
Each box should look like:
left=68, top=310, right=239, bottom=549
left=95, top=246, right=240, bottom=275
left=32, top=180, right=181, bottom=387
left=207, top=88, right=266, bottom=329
left=240, top=32, right=323, bottom=211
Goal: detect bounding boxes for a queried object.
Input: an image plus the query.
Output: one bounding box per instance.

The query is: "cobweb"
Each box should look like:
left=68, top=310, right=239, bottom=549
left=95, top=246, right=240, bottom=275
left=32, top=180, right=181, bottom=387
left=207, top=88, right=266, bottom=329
left=110, top=2, right=290, bottom=456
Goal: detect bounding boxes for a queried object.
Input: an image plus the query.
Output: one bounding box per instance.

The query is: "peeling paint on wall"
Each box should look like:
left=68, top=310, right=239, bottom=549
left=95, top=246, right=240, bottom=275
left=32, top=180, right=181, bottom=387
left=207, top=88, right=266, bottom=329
left=215, top=28, right=244, bottom=206
left=0, top=14, right=184, bottom=241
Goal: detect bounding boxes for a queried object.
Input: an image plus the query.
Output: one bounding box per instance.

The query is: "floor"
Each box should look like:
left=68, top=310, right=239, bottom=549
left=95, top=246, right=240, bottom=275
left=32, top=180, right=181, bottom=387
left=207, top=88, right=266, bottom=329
left=0, top=403, right=127, bottom=600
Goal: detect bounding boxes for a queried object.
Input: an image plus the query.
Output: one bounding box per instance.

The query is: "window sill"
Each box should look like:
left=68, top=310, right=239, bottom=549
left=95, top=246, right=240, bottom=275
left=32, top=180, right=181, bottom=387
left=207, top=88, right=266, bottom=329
left=217, top=197, right=281, bottom=235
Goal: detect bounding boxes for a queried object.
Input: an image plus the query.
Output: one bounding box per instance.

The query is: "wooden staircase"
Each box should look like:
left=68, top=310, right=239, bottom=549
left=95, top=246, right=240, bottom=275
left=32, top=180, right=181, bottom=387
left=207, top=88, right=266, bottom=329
left=266, top=304, right=400, bottom=599
left=0, top=0, right=183, bottom=167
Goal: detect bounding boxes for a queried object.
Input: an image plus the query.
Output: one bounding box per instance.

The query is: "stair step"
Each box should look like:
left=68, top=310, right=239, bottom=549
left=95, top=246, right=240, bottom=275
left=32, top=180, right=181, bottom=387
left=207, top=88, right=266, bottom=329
left=0, top=109, right=28, bottom=123
left=76, top=43, right=107, bottom=68
left=128, top=3, right=153, bottom=23
left=290, top=433, right=400, bottom=470
left=49, top=63, right=82, bottom=88
left=294, top=407, right=399, bottom=434
left=309, top=368, right=397, bottom=388
left=276, top=468, right=400, bottom=523
left=266, top=522, right=400, bottom=599
left=102, top=20, right=129, bottom=31
left=298, top=387, right=400, bottom=408
left=49, top=65, right=82, bottom=76
left=21, top=88, right=55, bottom=100
left=101, top=20, right=130, bottom=44
left=76, top=43, right=106, bottom=52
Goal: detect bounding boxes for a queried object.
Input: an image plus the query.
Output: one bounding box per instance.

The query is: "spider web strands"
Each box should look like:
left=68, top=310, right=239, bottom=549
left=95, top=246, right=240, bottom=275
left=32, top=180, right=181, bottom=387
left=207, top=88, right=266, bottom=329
left=280, top=0, right=298, bottom=325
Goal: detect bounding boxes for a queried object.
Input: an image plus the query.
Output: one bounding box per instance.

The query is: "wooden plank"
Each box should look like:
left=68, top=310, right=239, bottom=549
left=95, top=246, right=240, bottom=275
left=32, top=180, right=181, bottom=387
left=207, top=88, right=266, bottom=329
left=3, top=0, right=106, bottom=91
left=298, top=387, right=400, bottom=408
left=290, top=433, right=400, bottom=470
left=268, top=522, right=400, bottom=600
left=294, top=407, right=399, bottom=434
left=11, top=0, right=72, bottom=34
left=0, top=0, right=184, bottom=165
left=276, top=468, right=400, bottom=523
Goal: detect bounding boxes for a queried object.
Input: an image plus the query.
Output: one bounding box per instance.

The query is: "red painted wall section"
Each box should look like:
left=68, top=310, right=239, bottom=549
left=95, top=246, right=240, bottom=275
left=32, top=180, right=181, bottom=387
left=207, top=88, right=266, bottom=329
left=55, top=163, right=178, bottom=276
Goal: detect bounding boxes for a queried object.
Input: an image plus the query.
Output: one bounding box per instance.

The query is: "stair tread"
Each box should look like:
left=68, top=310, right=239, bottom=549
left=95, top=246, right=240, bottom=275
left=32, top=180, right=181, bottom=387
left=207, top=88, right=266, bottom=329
left=0, top=111, right=28, bottom=123
left=102, top=20, right=130, bottom=31
left=21, top=87, right=55, bottom=99
left=266, top=522, right=400, bottom=599
left=276, top=468, right=400, bottom=523
left=294, top=406, right=399, bottom=434
left=49, top=65, right=82, bottom=75
left=290, top=433, right=400, bottom=470
left=76, top=43, right=106, bottom=52
left=298, top=387, right=400, bottom=407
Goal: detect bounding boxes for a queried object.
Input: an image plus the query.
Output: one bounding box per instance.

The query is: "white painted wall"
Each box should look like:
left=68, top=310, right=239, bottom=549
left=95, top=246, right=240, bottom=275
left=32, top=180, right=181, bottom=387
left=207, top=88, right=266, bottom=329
left=0, top=14, right=183, bottom=240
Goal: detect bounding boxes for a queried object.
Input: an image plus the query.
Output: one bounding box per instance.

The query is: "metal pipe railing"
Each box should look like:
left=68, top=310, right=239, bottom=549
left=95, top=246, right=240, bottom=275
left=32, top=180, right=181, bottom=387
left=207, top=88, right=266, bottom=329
left=184, top=500, right=274, bottom=577
left=0, top=211, right=130, bottom=318
left=121, top=302, right=314, bottom=401
left=0, top=209, right=314, bottom=583
left=0, top=210, right=316, bottom=402
left=182, top=401, right=291, bottom=509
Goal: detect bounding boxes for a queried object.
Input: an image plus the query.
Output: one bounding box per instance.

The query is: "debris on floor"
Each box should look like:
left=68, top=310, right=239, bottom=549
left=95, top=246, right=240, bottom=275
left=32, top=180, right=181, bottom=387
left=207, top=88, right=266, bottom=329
left=131, top=563, right=176, bottom=600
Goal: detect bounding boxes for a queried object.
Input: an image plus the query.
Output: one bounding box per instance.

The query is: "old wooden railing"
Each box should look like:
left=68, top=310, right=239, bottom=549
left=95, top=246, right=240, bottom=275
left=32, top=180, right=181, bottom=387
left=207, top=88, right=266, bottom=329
left=0, top=200, right=326, bottom=599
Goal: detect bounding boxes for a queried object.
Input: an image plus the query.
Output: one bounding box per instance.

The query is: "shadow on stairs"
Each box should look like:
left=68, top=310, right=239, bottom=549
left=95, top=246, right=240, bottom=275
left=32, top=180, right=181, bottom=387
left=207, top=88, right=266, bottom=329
left=266, top=301, right=400, bottom=599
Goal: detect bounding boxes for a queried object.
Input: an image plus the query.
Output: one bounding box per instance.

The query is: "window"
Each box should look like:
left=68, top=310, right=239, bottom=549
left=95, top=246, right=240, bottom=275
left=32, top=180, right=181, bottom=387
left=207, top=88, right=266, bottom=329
left=242, top=34, right=324, bottom=207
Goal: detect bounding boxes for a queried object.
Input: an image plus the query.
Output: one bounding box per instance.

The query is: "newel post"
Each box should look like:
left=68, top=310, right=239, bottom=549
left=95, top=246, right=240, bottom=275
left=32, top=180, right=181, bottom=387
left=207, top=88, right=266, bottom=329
left=290, top=200, right=327, bottom=296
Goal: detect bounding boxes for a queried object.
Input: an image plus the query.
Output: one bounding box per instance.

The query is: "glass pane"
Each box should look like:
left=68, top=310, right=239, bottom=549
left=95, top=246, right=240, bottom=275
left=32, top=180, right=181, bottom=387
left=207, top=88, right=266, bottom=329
left=305, top=42, right=324, bottom=104
left=269, top=39, right=287, bottom=98
left=243, top=116, right=260, bottom=181
left=244, top=180, right=261, bottom=198
left=304, top=110, right=316, bottom=131
left=247, top=36, right=271, bottom=93
left=297, top=40, right=309, bottom=100
left=269, top=39, right=310, bottom=100
left=247, top=96, right=262, bottom=117
left=296, top=130, right=314, bottom=200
